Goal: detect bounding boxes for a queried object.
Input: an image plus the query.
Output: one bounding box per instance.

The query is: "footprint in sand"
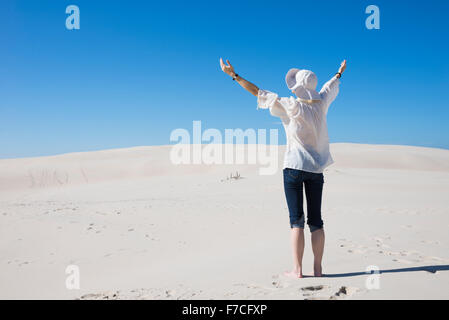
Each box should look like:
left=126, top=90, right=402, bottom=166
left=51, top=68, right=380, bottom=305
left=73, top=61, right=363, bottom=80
left=301, top=285, right=328, bottom=292
left=384, top=250, right=401, bottom=256
left=300, top=285, right=329, bottom=300
left=79, top=291, right=119, bottom=300
left=347, top=248, right=366, bottom=254
left=338, top=239, right=356, bottom=249
left=300, top=285, right=360, bottom=300
left=339, top=240, right=369, bottom=254
left=271, top=281, right=288, bottom=289
left=329, top=286, right=359, bottom=300
left=165, top=290, right=174, bottom=298
left=392, top=258, right=413, bottom=264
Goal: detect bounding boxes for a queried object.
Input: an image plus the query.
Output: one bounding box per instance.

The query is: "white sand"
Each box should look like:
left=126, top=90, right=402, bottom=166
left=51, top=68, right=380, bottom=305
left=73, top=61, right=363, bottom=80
left=0, top=143, right=448, bottom=300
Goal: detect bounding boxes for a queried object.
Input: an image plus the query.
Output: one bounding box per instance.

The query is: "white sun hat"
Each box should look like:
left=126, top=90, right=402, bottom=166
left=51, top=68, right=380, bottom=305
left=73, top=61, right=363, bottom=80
left=285, top=68, right=321, bottom=101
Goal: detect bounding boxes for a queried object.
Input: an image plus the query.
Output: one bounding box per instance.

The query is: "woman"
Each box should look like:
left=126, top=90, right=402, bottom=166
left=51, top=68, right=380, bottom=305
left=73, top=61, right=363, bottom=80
left=220, top=58, right=346, bottom=278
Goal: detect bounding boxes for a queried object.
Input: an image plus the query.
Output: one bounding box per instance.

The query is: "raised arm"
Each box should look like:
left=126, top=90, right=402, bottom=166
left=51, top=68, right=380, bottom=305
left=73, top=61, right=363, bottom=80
left=220, top=58, right=259, bottom=96
left=336, top=59, right=346, bottom=79
left=319, top=59, right=347, bottom=107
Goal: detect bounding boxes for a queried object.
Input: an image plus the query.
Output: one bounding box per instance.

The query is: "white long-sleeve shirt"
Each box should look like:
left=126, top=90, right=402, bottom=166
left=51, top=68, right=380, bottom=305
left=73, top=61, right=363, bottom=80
left=257, top=76, right=340, bottom=173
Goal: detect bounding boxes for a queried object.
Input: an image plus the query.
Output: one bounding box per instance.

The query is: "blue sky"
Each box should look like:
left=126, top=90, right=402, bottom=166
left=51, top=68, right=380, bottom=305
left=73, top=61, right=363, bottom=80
left=1, top=0, right=448, bottom=158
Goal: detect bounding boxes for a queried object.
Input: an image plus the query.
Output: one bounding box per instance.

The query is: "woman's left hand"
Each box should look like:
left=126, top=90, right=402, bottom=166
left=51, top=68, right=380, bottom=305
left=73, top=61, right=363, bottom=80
left=338, top=60, right=347, bottom=74
left=220, top=58, right=236, bottom=77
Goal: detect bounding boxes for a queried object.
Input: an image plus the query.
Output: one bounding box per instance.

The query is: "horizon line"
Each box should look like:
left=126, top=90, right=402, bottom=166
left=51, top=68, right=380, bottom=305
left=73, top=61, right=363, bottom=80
left=1, top=142, right=448, bottom=161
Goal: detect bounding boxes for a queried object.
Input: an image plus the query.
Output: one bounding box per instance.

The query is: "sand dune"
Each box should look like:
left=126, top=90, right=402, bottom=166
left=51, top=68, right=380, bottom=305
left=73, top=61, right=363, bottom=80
left=2, top=143, right=448, bottom=192
left=0, top=143, right=448, bottom=299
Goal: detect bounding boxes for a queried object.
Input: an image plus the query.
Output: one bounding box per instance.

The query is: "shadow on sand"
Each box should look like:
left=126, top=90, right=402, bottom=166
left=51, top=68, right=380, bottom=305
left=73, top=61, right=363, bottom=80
left=323, top=265, right=449, bottom=278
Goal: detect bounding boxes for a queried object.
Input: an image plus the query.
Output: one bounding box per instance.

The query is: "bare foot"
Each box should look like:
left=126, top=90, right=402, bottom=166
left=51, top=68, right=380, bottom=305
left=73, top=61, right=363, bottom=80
left=284, top=270, right=303, bottom=279
left=313, top=265, right=322, bottom=277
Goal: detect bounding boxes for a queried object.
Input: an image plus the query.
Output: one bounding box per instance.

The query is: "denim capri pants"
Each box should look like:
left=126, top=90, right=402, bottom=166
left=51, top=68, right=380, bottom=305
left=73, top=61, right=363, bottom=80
left=283, top=168, right=324, bottom=232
